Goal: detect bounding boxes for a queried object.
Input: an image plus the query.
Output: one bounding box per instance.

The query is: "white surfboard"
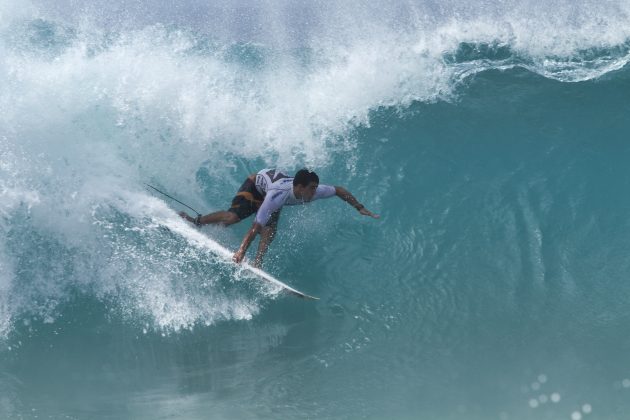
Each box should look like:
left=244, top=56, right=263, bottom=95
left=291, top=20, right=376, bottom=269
left=240, top=262, right=319, bottom=300
left=162, top=216, right=319, bottom=300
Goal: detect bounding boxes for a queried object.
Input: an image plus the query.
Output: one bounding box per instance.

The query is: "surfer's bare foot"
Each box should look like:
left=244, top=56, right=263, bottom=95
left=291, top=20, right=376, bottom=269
left=179, top=211, right=193, bottom=222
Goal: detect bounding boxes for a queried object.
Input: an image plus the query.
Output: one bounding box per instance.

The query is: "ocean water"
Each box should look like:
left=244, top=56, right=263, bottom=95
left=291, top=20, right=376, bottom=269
left=2, top=1, right=630, bottom=419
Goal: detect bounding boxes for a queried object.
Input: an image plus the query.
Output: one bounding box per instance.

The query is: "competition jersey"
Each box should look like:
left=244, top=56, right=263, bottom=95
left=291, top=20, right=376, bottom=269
left=254, top=168, right=336, bottom=226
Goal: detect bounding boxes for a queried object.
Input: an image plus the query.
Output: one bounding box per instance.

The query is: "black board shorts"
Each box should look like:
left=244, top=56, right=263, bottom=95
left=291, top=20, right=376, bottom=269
left=228, top=177, right=280, bottom=226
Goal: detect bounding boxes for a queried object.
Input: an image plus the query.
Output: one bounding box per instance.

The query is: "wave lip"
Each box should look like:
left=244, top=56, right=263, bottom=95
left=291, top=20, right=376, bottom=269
left=446, top=39, right=630, bottom=82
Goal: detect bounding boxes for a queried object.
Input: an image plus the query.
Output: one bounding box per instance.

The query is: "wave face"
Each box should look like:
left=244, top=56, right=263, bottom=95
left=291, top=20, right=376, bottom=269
left=2, top=0, right=630, bottom=419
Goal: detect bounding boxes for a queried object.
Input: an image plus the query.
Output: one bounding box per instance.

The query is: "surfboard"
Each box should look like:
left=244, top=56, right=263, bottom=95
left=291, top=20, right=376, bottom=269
left=161, top=215, right=319, bottom=300
left=240, top=262, right=319, bottom=300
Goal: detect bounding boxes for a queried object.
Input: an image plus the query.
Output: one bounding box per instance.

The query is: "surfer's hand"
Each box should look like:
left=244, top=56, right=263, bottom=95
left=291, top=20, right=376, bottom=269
left=233, top=250, right=245, bottom=264
left=359, top=207, right=380, bottom=219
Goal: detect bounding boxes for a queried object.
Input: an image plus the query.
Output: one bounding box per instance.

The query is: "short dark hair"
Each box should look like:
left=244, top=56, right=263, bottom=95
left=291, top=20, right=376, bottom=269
left=293, top=169, right=319, bottom=187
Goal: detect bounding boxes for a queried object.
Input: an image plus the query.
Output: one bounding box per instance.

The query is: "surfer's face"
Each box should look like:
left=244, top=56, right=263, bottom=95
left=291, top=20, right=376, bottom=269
left=295, top=182, right=318, bottom=201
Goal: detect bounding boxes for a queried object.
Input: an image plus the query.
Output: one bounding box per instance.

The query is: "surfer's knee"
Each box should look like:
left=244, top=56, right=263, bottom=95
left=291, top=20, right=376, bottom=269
left=223, top=211, right=240, bottom=225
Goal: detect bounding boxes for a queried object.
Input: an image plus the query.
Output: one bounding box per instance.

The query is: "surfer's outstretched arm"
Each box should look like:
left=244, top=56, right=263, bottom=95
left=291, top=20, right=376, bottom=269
left=233, top=222, right=262, bottom=264
left=234, top=192, right=283, bottom=264
left=334, top=186, right=380, bottom=219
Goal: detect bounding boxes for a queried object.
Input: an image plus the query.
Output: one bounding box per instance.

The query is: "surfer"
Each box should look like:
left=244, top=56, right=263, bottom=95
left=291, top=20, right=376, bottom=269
left=179, top=168, right=379, bottom=267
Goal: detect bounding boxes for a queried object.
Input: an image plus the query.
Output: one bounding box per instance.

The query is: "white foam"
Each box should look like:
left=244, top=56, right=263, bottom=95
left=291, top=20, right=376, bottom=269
left=0, top=0, right=38, bottom=31
left=0, top=250, right=14, bottom=339
left=3, top=1, right=629, bottom=175
left=89, top=192, right=264, bottom=331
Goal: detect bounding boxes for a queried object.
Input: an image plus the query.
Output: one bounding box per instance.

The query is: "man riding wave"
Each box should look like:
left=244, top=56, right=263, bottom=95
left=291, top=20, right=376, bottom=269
left=180, top=168, right=379, bottom=267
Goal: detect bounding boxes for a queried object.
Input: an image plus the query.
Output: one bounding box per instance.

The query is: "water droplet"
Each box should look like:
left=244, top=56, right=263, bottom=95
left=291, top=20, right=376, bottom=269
left=538, top=374, right=548, bottom=383
left=529, top=399, right=539, bottom=408
left=571, top=411, right=582, bottom=420
left=551, top=393, right=561, bottom=403
left=582, top=404, right=592, bottom=414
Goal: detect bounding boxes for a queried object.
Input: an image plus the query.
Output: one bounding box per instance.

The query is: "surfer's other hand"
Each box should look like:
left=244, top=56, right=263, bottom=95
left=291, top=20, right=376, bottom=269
left=359, top=207, right=380, bottom=219
left=233, top=250, right=245, bottom=264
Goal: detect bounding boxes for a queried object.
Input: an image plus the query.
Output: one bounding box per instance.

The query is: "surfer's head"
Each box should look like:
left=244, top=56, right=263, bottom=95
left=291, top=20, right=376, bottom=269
left=293, top=169, right=319, bottom=201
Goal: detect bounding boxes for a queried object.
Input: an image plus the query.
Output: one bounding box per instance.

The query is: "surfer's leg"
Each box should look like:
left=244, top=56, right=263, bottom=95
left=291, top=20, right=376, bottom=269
left=198, top=211, right=239, bottom=226
left=180, top=210, right=239, bottom=226
left=183, top=176, right=263, bottom=226
left=226, top=176, right=264, bottom=226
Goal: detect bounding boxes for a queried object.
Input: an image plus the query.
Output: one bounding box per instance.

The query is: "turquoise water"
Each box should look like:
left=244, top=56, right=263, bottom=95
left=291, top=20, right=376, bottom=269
left=2, top=1, right=630, bottom=419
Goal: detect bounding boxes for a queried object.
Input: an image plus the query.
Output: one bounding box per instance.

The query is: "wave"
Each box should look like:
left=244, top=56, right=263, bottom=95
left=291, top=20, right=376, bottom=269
left=1, top=0, right=630, bottom=338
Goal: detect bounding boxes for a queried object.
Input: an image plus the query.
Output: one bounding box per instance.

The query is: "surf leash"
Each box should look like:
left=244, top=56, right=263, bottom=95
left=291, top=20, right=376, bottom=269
left=145, top=184, right=203, bottom=224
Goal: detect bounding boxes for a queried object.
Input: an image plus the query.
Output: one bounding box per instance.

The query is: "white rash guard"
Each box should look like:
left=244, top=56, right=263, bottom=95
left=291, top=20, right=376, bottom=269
left=254, top=168, right=336, bottom=226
